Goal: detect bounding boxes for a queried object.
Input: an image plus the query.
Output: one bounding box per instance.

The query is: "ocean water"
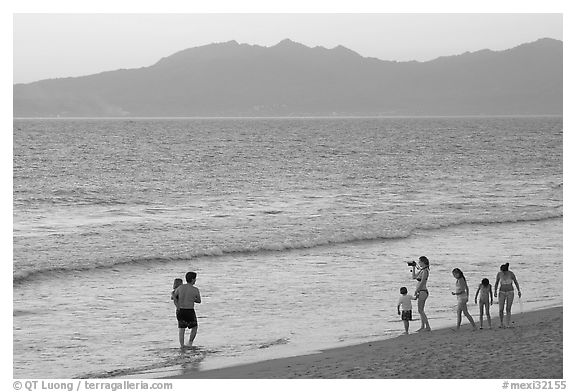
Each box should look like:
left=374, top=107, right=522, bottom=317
left=13, top=117, right=563, bottom=378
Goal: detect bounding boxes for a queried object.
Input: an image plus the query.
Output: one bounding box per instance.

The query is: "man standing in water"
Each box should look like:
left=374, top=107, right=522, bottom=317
left=173, top=271, right=202, bottom=348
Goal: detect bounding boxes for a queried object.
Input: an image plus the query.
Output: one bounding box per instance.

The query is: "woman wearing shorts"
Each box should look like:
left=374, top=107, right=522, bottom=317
left=494, top=262, right=521, bottom=328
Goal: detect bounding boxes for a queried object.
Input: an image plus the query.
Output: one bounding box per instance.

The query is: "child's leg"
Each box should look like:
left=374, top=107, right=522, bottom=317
left=479, top=301, right=485, bottom=328
left=485, top=302, right=492, bottom=328
left=456, top=304, right=463, bottom=329
left=403, top=320, right=409, bottom=334
left=179, top=328, right=186, bottom=348
left=462, top=303, right=477, bottom=329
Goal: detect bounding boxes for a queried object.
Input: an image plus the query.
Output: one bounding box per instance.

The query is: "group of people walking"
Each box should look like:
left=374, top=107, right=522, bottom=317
left=171, top=260, right=522, bottom=348
left=398, top=257, right=522, bottom=334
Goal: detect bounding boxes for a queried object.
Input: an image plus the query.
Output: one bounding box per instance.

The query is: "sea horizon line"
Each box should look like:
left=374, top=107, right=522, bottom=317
left=13, top=114, right=564, bottom=121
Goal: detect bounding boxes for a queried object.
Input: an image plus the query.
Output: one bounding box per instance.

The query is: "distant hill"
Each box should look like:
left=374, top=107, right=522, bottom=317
left=13, top=38, right=562, bottom=117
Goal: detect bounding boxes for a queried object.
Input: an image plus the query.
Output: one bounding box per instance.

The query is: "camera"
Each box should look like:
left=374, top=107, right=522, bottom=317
left=407, top=261, right=417, bottom=267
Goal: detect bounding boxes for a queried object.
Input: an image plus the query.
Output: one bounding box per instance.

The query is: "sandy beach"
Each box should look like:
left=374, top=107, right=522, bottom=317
left=169, top=306, right=562, bottom=379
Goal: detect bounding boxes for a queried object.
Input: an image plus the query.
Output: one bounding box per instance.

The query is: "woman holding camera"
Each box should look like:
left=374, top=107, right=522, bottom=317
left=411, top=256, right=431, bottom=332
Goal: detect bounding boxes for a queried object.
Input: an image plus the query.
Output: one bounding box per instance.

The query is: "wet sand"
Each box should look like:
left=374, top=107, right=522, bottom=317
left=169, top=306, right=562, bottom=379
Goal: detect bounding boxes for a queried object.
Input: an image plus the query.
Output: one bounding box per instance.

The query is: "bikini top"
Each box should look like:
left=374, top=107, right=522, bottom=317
left=500, top=272, right=514, bottom=286
left=455, top=279, right=466, bottom=294
left=416, top=267, right=429, bottom=282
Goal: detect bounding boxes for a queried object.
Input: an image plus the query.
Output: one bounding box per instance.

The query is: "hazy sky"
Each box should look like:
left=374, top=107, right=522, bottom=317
left=13, top=13, right=562, bottom=84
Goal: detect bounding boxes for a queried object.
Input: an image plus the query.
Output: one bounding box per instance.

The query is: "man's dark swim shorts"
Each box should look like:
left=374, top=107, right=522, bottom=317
left=176, top=308, right=198, bottom=329
left=401, top=310, right=412, bottom=321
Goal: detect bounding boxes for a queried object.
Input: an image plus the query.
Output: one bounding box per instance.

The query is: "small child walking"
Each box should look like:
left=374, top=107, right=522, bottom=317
left=397, top=287, right=416, bottom=334
left=474, top=278, right=493, bottom=329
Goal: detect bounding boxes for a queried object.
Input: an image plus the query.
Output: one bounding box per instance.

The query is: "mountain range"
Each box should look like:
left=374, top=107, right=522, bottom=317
left=13, top=38, right=562, bottom=117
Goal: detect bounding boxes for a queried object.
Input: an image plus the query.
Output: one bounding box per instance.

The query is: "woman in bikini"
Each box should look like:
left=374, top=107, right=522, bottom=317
left=411, top=256, right=431, bottom=332
left=494, top=262, right=521, bottom=328
left=451, top=268, right=477, bottom=330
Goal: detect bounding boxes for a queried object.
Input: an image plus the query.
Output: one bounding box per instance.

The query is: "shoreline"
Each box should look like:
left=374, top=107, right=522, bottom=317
left=167, top=306, right=562, bottom=379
